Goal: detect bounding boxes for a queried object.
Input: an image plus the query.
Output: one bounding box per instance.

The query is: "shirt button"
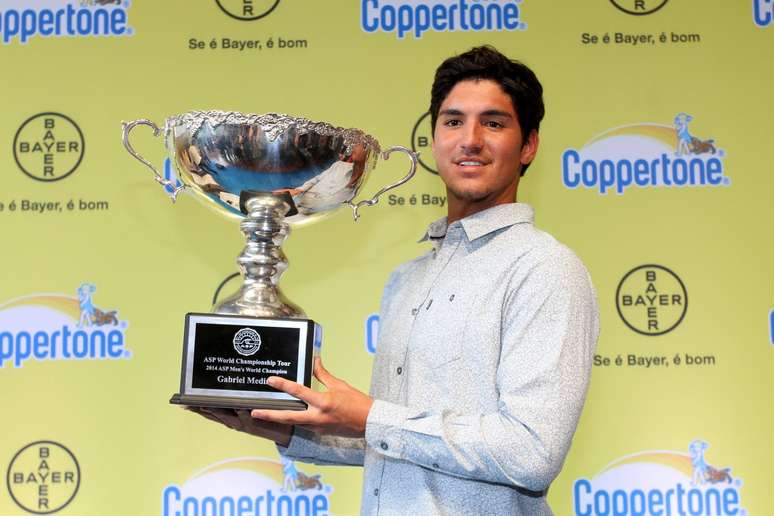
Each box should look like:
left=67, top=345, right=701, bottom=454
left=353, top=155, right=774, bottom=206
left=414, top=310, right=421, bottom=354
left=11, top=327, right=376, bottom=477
left=380, top=441, right=389, bottom=450
left=432, top=463, right=440, bottom=469
left=411, top=308, right=418, bottom=316
left=374, top=488, right=379, bottom=496
left=449, top=294, right=455, bottom=302
left=396, top=367, right=402, bottom=375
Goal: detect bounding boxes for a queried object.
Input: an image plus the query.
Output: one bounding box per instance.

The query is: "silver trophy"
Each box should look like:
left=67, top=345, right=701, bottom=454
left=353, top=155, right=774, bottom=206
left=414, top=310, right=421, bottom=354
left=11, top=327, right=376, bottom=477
left=122, top=111, right=417, bottom=410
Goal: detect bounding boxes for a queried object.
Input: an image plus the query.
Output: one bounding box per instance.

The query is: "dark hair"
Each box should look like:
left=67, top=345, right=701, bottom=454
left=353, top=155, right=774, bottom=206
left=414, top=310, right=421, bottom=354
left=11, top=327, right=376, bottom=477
left=429, top=45, right=545, bottom=174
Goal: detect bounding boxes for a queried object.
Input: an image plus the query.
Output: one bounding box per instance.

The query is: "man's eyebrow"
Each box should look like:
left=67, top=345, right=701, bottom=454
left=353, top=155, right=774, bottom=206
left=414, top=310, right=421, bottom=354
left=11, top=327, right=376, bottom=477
left=480, top=109, right=513, bottom=118
left=438, top=108, right=513, bottom=118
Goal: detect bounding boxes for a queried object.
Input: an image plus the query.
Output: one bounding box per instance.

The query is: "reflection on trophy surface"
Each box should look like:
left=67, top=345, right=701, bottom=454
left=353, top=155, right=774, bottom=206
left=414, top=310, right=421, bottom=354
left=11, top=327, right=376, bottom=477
left=122, top=110, right=417, bottom=410
left=165, top=111, right=380, bottom=223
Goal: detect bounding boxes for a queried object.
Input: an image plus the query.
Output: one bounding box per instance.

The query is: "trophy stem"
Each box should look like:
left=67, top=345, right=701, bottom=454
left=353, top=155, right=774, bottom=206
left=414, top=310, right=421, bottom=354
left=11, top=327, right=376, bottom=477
left=212, top=194, right=305, bottom=318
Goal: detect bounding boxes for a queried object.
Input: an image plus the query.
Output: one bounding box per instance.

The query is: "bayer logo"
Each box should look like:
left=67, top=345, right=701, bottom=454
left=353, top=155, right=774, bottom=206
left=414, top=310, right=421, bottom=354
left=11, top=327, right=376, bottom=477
left=411, top=112, right=438, bottom=174
left=13, top=113, right=84, bottom=182
left=610, top=0, right=669, bottom=15
left=616, top=264, right=687, bottom=336
left=215, top=0, right=280, bottom=20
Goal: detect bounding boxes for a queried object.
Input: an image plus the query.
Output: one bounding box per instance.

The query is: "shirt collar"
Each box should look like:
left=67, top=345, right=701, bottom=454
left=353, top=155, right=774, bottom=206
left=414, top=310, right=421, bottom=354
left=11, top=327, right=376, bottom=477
left=418, top=203, right=534, bottom=244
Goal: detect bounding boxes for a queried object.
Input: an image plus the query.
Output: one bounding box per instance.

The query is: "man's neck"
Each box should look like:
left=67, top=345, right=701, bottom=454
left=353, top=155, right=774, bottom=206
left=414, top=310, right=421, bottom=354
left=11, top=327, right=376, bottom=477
left=446, top=194, right=518, bottom=226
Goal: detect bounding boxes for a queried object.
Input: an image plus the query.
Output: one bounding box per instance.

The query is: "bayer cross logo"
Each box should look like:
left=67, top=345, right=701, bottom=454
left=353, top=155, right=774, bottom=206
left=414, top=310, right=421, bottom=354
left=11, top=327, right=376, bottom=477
left=610, top=0, right=669, bottom=15
left=13, top=113, right=85, bottom=182
left=216, top=0, right=280, bottom=20
left=6, top=441, right=81, bottom=514
left=233, top=328, right=262, bottom=356
left=616, top=264, right=687, bottom=336
left=411, top=112, right=438, bottom=174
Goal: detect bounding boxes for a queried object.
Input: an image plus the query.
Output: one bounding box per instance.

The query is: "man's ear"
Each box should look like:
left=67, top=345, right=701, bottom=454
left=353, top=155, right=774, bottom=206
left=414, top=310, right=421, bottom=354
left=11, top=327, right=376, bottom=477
left=520, top=130, right=539, bottom=166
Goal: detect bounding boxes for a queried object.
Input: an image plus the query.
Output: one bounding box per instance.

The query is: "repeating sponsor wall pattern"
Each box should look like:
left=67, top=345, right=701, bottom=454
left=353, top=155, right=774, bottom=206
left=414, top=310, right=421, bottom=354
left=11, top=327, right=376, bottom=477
left=1, top=1, right=772, bottom=514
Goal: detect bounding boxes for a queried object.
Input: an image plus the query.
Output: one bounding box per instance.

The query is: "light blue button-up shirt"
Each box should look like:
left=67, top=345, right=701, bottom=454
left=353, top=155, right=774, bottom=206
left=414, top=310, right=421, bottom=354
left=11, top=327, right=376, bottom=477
left=281, top=203, right=599, bottom=515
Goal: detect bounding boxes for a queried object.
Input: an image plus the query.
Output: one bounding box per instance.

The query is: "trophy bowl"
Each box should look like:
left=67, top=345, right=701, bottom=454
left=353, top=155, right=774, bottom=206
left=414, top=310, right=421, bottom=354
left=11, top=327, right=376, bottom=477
left=122, top=111, right=417, bottom=410
left=167, top=111, right=381, bottom=224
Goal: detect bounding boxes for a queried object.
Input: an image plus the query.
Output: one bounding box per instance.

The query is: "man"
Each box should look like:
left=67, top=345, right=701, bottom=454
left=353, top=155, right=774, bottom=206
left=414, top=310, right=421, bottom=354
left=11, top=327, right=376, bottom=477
left=196, top=45, right=599, bottom=515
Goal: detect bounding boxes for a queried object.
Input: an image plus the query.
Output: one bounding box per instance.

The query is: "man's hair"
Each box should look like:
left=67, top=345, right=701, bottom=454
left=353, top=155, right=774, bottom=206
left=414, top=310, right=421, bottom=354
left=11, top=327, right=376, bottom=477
left=429, top=45, right=545, bottom=174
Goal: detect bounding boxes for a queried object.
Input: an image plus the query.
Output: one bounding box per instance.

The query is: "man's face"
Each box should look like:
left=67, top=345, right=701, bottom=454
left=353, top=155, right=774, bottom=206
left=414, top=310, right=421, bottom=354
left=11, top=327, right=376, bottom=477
left=432, top=79, right=538, bottom=212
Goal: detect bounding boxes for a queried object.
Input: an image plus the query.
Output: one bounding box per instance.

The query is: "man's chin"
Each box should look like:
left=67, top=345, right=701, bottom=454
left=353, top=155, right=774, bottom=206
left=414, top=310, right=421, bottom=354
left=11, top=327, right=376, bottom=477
left=447, top=188, right=490, bottom=203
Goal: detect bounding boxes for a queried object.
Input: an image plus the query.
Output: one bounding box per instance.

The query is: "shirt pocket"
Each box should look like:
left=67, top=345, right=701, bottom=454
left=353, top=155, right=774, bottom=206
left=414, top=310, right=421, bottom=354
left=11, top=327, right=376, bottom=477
left=411, top=291, right=478, bottom=369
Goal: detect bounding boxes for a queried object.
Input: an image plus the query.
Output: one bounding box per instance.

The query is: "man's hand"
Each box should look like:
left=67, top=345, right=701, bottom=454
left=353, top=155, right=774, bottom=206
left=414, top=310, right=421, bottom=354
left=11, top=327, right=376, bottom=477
left=187, top=407, right=293, bottom=447
left=251, top=357, right=373, bottom=438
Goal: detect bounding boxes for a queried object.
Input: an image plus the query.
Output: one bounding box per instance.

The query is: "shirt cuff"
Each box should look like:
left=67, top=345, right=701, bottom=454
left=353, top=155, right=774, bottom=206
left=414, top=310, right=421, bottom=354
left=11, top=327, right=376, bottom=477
left=276, top=426, right=310, bottom=457
left=365, top=399, right=408, bottom=459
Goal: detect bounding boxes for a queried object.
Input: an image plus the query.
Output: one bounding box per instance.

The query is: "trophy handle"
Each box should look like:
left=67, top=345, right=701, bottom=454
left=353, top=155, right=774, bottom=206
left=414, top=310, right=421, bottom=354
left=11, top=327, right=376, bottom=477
left=121, top=118, right=186, bottom=202
left=348, top=145, right=418, bottom=221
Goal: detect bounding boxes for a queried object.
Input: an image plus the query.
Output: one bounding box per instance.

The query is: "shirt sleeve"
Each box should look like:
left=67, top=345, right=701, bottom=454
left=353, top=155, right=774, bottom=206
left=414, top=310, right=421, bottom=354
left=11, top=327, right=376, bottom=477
left=364, top=247, right=599, bottom=493
left=278, top=428, right=365, bottom=466
left=278, top=267, right=409, bottom=467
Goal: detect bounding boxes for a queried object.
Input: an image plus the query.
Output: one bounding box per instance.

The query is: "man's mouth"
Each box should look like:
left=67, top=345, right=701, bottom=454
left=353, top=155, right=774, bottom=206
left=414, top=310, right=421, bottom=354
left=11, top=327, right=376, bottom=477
left=455, top=159, right=489, bottom=167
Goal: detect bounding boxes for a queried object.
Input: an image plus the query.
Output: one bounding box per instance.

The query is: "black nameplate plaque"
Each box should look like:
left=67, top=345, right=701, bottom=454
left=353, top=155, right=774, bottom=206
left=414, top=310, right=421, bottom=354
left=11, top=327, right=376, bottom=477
left=170, top=313, right=320, bottom=411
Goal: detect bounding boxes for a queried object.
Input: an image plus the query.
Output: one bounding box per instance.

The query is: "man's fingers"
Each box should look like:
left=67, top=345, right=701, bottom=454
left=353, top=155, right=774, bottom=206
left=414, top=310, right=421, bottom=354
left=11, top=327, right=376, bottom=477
left=202, top=407, right=237, bottom=419
left=267, top=376, right=323, bottom=405
left=236, top=409, right=258, bottom=426
left=313, top=357, right=337, bottom=388
left=251, top=408, right=310, bottom=425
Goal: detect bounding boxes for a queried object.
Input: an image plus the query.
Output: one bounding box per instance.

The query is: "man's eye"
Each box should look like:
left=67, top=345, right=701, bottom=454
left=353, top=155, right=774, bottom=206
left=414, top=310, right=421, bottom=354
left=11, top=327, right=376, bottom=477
left=444, top=119, right=462, bottom=127
left=485, top=120, right=503, bottom=129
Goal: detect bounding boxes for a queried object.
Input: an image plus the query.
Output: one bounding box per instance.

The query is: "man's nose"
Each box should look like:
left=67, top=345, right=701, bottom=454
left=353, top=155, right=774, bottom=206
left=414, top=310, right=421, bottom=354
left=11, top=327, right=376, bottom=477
left=460, top=123, right=483, bottom=153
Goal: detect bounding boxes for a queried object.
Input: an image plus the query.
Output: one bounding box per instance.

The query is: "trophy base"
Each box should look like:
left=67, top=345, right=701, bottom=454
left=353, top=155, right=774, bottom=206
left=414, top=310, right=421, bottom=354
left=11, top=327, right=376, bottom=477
left=169, top=393, right=307, bottom=411
left=173, top=312, right=321, bottom=412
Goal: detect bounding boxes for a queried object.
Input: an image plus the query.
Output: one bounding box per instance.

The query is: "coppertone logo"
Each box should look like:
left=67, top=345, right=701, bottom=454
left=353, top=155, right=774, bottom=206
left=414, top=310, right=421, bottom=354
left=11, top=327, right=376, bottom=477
left=365, top=313, right=379, bottom=354
left=361, top=0, right=527, bottom=39
left=562, top=113, right=729, bottom=195
left=233, top=328, right=262, bottom=356
left=13, top=113, right=84, bottom=182
left=0, top=0, right=133, bottom=45
left=753, top=0, right=773, bottom=27
left=162, top=456, right=332, bottom=516
left=0, top=283, right=131, bottom=369
left=7, top=441, right=81, bottom=514
left=216, top=0, right=280, bottom=20
left=411, top=112, right=438, bottom=174
left=616, top=265, right=687, bottom=336
left=573, top=440, right=745, bottom=515
left=769, top=308, right=774, bottom=346
left=610, top=0, right=669, bottom=15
